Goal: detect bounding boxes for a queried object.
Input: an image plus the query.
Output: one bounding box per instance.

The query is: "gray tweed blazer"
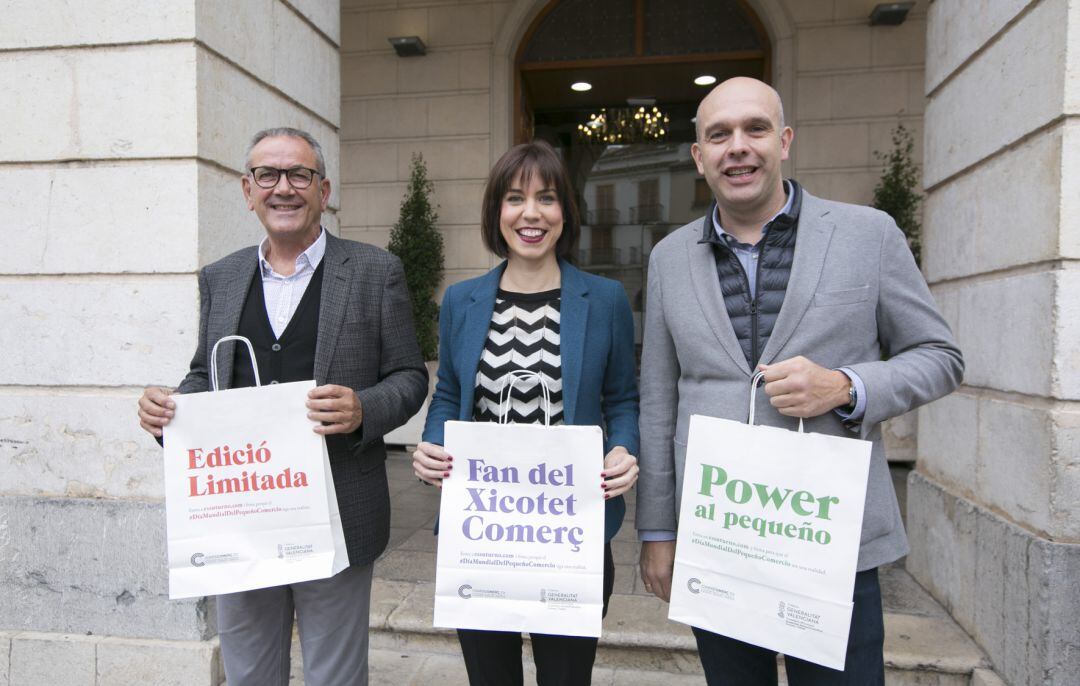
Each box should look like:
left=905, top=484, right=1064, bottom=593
left=636, top=189, right=963, bottom=571
left=175, top=231, right=428, bottom=567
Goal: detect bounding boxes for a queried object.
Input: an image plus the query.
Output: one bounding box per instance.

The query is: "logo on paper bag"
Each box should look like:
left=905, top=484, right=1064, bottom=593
left=538, top=588, right=579, bottom=608
left=276, top=542, right=315, bottom=561
left=189, top=552, right=239, bottom=567
left=457, top=583, right=505, bottom=600
left=776, top=600, right=823, bottom=632
left=685, top=577, right=734, bottom=601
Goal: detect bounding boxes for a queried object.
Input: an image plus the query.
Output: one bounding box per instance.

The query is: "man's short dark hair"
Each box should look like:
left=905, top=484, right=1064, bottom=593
left=480, top=140, right=580, bottom=260
left=245, top=127, right=327, bottom=178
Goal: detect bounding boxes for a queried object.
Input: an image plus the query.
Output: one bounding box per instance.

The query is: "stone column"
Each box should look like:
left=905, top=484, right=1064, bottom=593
left=0, top=2, right=339, bottom=684
left=910, top=1, right=1079, bottom=684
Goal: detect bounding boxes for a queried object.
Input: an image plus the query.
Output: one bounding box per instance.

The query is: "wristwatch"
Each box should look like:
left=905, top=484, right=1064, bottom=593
left=846, top=382, right=857, bottom=411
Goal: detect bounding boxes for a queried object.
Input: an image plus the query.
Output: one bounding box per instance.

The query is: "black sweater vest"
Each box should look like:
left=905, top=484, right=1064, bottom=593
left=232, top=261, right=324, bottom=389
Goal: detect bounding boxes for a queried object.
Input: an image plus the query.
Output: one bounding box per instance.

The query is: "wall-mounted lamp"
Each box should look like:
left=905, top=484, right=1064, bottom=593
left=389, top=36, right=426, bottom=57
left=869, top=2, right=914, bottom=26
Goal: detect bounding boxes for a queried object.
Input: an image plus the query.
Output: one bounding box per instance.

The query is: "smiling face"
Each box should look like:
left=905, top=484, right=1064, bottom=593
left=498, top=170, right=564, bottom=268
left=242, top=135, right=330, bottom=246
left=691, top=77, right=793, bottom=224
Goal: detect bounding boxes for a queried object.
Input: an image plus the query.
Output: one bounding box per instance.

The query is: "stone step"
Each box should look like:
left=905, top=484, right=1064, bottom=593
left=357, top=574, right=994, bottom=686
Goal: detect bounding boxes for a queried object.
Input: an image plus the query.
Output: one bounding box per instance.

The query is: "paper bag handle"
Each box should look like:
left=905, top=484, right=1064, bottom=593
left=210, top=335, right=261, bottom=392
left=497, top=369, right=552, bottom=427
left=749, top=370, right=804, bottom=433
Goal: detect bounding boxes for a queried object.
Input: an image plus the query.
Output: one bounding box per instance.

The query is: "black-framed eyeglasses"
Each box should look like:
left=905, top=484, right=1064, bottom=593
left=249, top=166, right=321, bottom=189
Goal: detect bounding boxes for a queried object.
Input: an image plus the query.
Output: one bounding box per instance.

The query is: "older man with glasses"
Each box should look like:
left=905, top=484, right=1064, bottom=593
left=137, top=127, right=428, bottom=685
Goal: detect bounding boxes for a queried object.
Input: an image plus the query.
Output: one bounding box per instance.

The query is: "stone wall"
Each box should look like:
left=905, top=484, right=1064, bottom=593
left=782, top=0, right=927, bottom=461
left=0, top=2, right=341, bottom=683
left=910, top=0, right=1080, bottom=683
left=340, top=0, right=506, bottom=287
left=785, top=0, right=926, bottom=206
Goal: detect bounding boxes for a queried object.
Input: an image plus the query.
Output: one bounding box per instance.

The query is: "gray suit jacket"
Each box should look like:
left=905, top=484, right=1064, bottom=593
left=636, top=189, right=963, bottom=570
left=175, top=232, right=428, bottom=567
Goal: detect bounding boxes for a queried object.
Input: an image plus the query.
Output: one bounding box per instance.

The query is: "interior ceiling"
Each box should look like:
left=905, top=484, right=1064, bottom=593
left=521, top=58, right=764, bottom=111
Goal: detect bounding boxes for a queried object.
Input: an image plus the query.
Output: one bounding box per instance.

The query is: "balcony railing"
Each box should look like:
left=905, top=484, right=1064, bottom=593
left=630, top=204, right=665, bottom=223
left=585, top=208, right=620, bottom=226
left=577, top=247, right=646, bottom=267
left=579, top=247, right=620, bottom=266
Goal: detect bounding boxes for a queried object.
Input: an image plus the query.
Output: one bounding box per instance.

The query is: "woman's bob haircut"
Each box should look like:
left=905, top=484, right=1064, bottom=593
left=480, top=140, right=581, bottom=260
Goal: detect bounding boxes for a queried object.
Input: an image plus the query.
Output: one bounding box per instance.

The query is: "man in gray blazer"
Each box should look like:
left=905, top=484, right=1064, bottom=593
left=636, top=78, right=963, bottom=684
left=137, top=128, right=427, bottom=686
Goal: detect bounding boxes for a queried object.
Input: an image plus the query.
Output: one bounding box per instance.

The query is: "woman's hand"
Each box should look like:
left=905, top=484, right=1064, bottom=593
left=413, top=441, right=452, bottom=487
left=601, top=445, right=638, bottom=498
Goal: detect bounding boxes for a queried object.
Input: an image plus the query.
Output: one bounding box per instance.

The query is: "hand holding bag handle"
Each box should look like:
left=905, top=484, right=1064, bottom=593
left=749, top=369, right=804, bottom=433
left=209, top=335, right=261, bottom=392
left=496, top=369, right=552, bottom=426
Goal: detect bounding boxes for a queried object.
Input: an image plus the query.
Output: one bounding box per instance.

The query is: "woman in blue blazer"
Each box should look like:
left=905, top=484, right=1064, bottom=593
left=413, top=140, right=640, bottom=686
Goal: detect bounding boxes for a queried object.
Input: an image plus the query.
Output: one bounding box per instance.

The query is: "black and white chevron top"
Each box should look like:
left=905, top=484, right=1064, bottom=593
left=473, top=288, right=564, bottom=425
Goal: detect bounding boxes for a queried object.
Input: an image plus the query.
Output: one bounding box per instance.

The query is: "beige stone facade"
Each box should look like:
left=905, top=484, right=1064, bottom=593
left=340, top=0, right=505, bottom=286
left=908, top=1, right=1080, bottom=683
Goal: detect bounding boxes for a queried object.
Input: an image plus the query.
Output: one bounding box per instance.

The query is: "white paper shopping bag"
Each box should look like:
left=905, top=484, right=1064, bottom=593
left=162, top=336, right=349, bottom=599
left=434, top=371, right=606, bottom=637
left=668, top=371, right=872, bottom=669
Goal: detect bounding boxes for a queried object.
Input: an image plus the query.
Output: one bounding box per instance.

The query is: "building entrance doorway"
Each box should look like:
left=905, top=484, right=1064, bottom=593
left=515, top=0, right=770, bottom=352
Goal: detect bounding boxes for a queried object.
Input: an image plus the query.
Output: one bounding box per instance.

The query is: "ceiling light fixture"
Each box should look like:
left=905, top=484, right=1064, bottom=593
left=694, top=75, right=717, bottom=86
left=388, top=36, right=426, bottom=57
left=571, top=81, right=592, bottom=92
left=869, top=2, right=914, bottom=26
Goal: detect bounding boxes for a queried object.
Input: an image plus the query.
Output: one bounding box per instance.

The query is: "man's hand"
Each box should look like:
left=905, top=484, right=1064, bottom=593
left=639, top=539, right=676, bottom=602
left=758, top=356, right=850, bottom=418
left=412, top=442, right=451, bottom=487
left=602, top=446, right=639, bottom=499
left=137, top=387, right=175, bottom=438
left=307, top=384, right=363, bottom=434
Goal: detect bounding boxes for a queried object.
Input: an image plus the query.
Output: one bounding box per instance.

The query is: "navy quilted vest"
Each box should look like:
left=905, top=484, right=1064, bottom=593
left=698, top=181, right=802, bottom=369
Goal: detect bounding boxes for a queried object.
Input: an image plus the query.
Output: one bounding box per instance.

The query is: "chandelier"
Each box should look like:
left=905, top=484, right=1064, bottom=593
left=577, top=106, right=670, bottom=143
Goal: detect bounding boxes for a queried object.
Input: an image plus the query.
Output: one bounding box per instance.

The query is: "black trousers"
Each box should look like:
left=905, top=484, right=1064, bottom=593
left=693, top=568, right=885, bottom=686
left=456, top=542, right=616, bottom=686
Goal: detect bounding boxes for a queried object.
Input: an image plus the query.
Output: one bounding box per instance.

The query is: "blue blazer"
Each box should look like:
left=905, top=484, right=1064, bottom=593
left=422, top=259, right=640, bottom=540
